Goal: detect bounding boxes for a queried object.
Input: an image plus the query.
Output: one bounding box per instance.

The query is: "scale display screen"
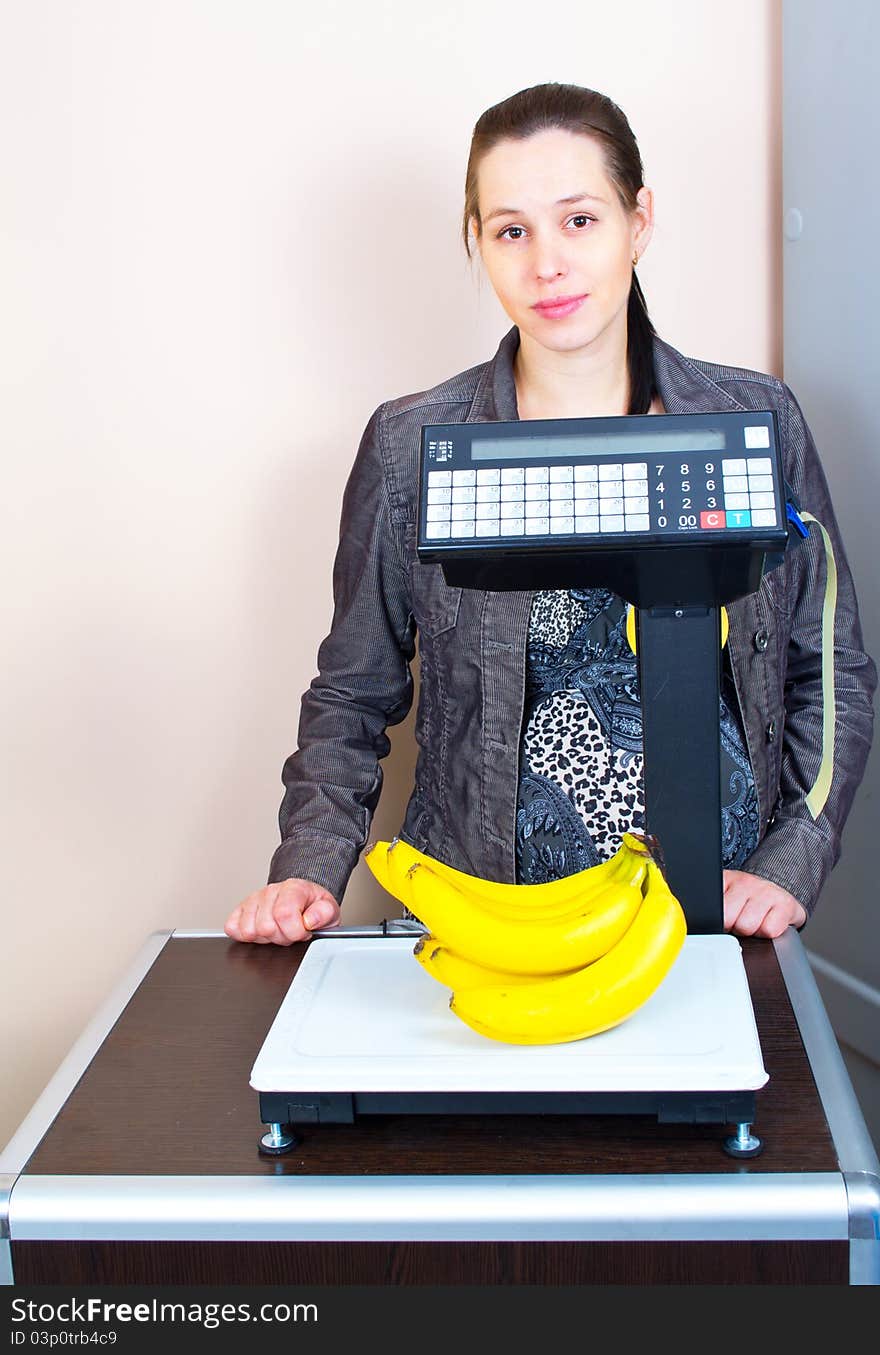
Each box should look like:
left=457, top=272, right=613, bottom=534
left=417, top=410, right=787, bottom=556
left=471, top=427, right=727, bottom=460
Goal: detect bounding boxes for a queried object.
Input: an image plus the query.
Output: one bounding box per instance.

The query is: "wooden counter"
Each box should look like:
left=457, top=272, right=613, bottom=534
left=3, top=930, right=877, bottom=1285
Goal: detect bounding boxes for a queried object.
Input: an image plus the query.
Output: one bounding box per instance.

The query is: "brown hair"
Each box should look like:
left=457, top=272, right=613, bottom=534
left=462, top=83, right=657, bottom=415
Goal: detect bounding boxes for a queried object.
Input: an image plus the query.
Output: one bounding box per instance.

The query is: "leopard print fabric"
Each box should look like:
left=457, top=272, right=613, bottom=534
left=515, top=589, right=759, bottom=884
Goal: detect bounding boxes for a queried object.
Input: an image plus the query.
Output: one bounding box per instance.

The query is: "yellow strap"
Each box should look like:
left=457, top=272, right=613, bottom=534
left=625, top=604, right=728, bottom=653
left=799, top=512, right=837, bottom=819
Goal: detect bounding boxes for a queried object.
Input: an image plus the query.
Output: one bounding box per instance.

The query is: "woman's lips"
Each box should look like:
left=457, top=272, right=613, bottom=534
left=531, top=294, right=588, bottom=319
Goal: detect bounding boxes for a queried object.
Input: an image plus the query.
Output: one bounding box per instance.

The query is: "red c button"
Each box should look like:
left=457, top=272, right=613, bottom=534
left=701, top=510, right=726, bottom=529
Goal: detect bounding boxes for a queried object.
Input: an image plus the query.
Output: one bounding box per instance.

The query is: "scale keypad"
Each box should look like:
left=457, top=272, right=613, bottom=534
left=423, top=447, right=778, bottom=541
left=424, top=463, right=655, bottom=540
left=719, top=457, right=777, bottom=527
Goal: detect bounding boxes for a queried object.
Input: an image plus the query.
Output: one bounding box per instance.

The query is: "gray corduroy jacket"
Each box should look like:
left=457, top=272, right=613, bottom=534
left=267, top=327, right=876, bottom=919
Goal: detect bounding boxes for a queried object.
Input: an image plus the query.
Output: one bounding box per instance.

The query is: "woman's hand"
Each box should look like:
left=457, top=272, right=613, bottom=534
left=722, top=870, right=807, bottom=938
left=224, top=879, right=341, bottom=945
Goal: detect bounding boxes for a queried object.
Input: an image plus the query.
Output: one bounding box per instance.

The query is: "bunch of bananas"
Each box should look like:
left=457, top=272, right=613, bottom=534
left=363, top=833, right=686, bottom=1046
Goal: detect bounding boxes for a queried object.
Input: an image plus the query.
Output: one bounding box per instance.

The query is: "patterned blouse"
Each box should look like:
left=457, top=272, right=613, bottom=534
left=514, top=589, right=759, bottom=884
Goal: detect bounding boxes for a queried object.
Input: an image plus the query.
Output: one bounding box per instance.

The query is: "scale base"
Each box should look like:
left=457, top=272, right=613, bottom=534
left=251, top=933, right=769, bottom=1158
left=259, top=1089, right=757, bottom=1134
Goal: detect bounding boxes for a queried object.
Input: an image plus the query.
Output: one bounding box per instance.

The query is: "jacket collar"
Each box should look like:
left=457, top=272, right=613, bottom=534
left=467, top=324, right=749, bottom=421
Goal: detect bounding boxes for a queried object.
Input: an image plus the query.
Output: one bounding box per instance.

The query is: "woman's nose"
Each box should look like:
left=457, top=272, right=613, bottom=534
left=532, top=238, right=568, bottom=282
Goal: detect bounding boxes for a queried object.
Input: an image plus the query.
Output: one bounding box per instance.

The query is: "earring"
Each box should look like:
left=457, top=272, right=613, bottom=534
left=632, top=251, right=639, bottom=267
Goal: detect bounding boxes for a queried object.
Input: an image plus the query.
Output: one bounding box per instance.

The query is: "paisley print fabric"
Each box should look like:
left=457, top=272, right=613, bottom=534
left=515, top=589, right=759, bottom=884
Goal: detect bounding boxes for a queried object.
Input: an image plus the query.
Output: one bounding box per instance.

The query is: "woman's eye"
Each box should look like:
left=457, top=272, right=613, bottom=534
left=497, top=215, right=594, bottom=241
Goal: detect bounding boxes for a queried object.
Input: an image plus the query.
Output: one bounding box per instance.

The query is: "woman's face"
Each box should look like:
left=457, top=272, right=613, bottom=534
left=473, top=128, right=653, bottom=357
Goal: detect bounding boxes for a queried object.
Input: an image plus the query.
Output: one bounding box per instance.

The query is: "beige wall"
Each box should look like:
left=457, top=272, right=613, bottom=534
left=0, top=0, right=781, bottom=1147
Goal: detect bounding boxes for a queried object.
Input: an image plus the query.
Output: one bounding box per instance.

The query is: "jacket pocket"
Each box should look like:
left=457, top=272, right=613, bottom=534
left=405, top=521, right=462, bottom=636
left=401, top=795, right=431, bottom=850
left=761, top=553, right=794, bottom=619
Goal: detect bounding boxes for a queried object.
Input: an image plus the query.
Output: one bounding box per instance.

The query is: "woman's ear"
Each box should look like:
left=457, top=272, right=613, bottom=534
left=633, top=186, right=655, bottom=260
left=467, top=214, right=482, bottom=258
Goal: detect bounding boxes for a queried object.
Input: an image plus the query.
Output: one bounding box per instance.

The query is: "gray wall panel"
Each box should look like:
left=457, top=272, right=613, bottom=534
left=782, top=0, right=879, bottom=1141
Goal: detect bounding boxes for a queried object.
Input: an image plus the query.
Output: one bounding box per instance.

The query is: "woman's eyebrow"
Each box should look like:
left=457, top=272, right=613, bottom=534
left=483, top=191, right=608, bottom=224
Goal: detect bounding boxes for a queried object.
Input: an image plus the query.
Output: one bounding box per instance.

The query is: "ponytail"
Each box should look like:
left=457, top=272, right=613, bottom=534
left=626, top=272, right=658, bottom=415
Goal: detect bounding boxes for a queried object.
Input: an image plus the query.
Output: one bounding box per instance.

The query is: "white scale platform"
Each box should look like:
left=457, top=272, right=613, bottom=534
left=251, top=932, right=768, bottom=1099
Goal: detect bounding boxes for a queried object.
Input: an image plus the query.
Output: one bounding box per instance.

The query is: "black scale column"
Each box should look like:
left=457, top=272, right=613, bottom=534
left=637, top=604, right=723, bottom=933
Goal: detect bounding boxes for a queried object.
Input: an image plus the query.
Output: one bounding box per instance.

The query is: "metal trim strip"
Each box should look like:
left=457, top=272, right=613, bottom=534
left=0, top=930, right=172, bottom=1285
left=169, top=929, right=229, bottom=938
left=169, top=924, right=427, bottom=940
left=844, top=1172, right=880, bottom=1241
left=804, top=946, right=880, bottom=1064
left=843, top=1172, right=880, bottom=1286
left=0, top=1177, right=14, bottom=1241
left=774, top=929, right=880, bottom=1285
left=0, top=931, right=173, bottom=1177
left=9, top=1172, right=848, bottom=1244
left=773, top=930, right=879, bottom=1177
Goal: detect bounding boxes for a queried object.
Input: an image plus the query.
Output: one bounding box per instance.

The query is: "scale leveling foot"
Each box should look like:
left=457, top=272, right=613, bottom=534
left=723, top=1121, right=764, bottom=1158
left=259, top=1121, right=298, bottom=1155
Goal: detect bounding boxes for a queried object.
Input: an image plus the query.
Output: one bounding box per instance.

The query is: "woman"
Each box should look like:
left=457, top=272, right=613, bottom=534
left=224, top=84, right=875, bottom=946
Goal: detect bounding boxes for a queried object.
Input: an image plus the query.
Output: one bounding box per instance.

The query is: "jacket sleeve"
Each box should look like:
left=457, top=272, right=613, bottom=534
left=741, top=382, right=877, bottom=915
left=266, top=405, right=416, bottom=901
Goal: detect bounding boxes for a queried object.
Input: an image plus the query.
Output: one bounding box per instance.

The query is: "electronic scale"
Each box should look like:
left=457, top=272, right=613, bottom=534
left=252, top=409, right=805, bottom=1158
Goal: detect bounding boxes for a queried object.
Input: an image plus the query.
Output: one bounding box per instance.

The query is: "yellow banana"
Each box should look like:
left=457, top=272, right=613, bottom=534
left=395, top=838, right=635, bottom=923
left=365, top=832, right=655, bottom=923
left=413, top=935, right=574, bottom=989
left=387, top=852, right=649, bottom=975
left=448, top=860, right=687, bottom=1045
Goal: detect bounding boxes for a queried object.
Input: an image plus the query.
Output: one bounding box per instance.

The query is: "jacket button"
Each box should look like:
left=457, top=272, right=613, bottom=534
left=754, top=629, right=769, bottom=652
left=766, top=720, right=776, bottom=743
